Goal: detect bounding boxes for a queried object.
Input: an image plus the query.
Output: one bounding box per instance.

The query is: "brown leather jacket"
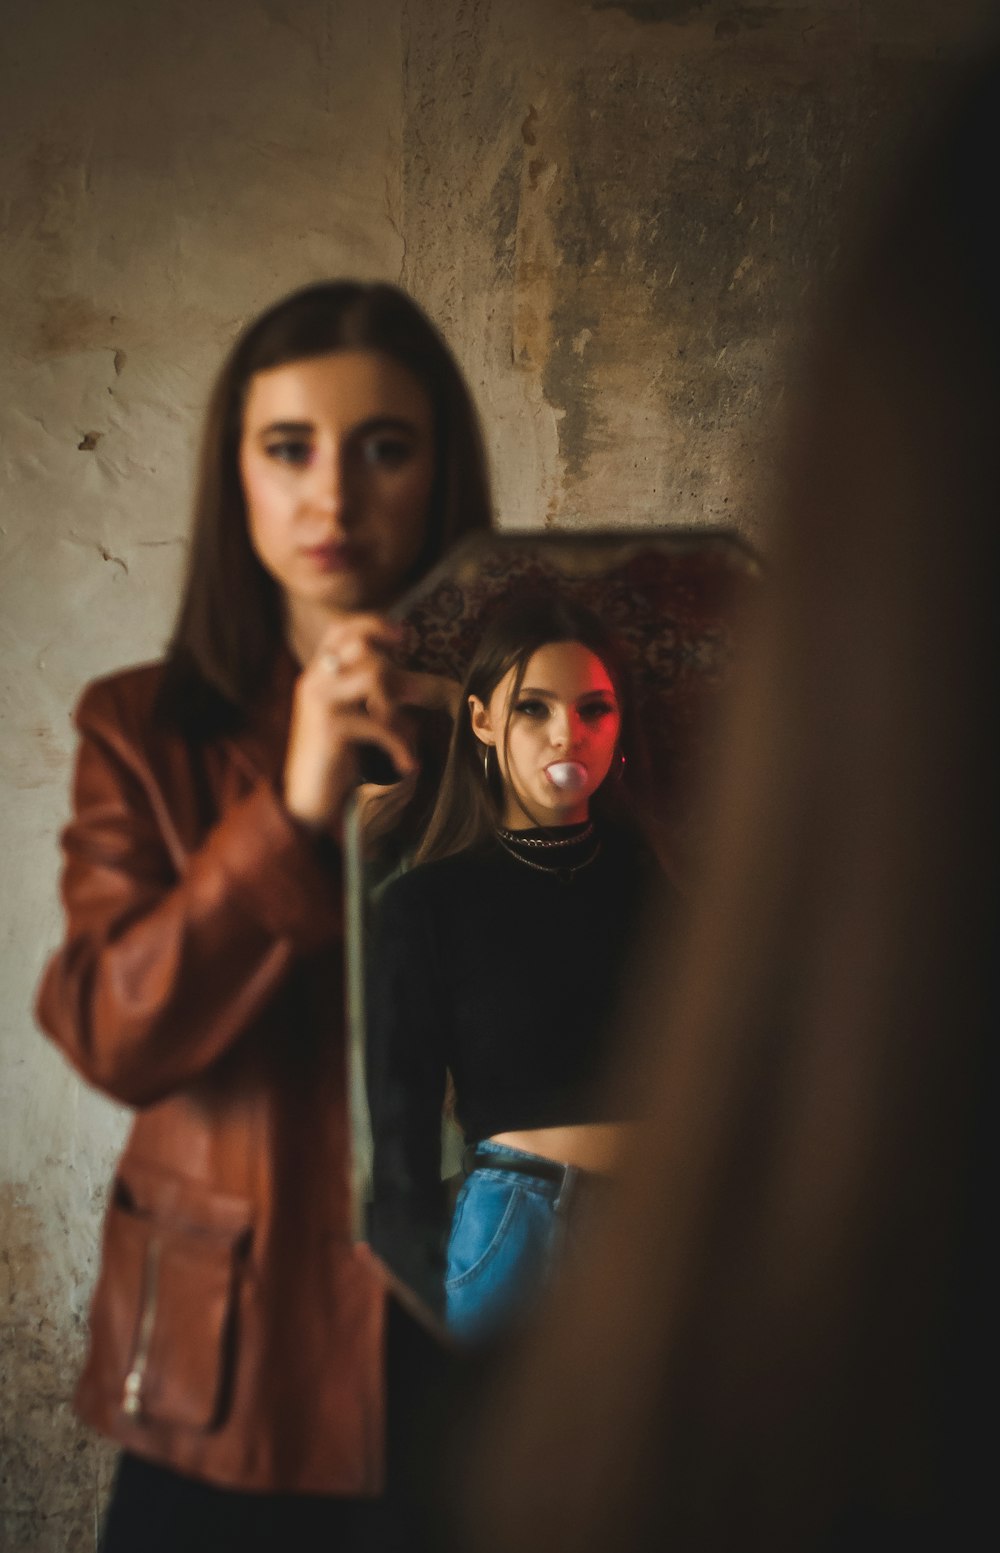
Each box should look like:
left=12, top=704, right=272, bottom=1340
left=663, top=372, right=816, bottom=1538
left=36, top=656, right=388, bottom=1494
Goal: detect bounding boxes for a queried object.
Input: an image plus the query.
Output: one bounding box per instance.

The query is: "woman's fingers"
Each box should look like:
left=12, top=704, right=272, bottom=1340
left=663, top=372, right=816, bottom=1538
left=313, top=615, right=403, bottom=668
left=284, top=615, right=417, bottom=828
left=310, top=660, right=397, bottom=724
left=308, top=619, right=462, bottom=725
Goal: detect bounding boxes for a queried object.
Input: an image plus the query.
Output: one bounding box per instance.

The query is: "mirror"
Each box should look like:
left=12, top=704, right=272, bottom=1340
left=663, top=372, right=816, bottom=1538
left=345, top=528, right=759, bottom=1339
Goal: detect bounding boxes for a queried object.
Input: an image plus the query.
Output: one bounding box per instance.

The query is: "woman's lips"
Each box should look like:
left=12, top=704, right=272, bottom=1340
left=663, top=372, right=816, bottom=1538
left=300, top=542, right=359, bottom=574
left=544, top=760, right=589, bottom=793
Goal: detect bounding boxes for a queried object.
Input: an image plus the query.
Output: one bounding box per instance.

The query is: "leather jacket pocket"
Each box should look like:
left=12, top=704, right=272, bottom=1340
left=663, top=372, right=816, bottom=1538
left=90, top=1159, right=253, bottom=1432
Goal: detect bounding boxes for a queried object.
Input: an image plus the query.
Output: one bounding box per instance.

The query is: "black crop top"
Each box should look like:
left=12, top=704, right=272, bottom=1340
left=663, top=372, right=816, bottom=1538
left=365, top=823, right=661, bottom=1285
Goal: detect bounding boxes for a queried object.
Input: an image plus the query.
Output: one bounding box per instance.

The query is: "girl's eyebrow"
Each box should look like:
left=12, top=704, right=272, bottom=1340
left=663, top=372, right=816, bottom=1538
left=351, top=415, right=421, bottom=438
left=258, top=420, right=312, bottom=438
left=517, top=686, right=617, bottom=700
left=256, top=415, right=420, bottom=441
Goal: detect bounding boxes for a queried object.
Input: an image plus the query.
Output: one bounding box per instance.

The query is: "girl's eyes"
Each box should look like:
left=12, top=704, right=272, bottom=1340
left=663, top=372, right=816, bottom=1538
left=261, top=435, right=414, bottom=470
left=512, top=699, right=618, bottom=721
left=361, top=435, right=414, bottom=470
left=264, top=438, right=313, bottom=467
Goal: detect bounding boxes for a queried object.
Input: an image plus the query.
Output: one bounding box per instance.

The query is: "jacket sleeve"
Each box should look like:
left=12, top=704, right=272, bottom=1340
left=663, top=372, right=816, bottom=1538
left=35, top=678, right=343, bottom=1108
left=365, top=874, right=450, bottom=1314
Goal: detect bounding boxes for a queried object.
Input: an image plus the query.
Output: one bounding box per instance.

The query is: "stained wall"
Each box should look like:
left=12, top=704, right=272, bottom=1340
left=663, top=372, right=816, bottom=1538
left=401, top=0, right=991, bottom=532
left=0, top=1, right=990, bottom=1547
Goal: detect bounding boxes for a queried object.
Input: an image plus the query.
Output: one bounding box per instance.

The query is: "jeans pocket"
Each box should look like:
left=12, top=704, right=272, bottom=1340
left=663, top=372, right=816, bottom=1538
left=444, top=1177, right=523, bottom=1290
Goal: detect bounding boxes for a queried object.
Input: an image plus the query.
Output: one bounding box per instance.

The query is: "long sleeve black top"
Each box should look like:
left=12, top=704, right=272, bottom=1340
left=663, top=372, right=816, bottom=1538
left=365, top=823, right=658, bottom=1302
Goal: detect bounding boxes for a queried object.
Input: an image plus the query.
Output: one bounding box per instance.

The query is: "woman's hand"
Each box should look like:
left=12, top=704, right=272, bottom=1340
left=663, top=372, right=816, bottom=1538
left=283, top=616, right=419, bottom=833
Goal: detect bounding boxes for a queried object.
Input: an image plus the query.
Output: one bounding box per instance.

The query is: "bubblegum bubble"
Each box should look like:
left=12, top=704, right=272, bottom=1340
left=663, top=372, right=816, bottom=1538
left=545, top=761, right=589, bottom=793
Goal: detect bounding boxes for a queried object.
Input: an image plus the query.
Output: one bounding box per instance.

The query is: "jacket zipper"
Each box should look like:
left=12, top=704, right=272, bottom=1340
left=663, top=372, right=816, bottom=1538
left=121, top=1236, right=161, bottom=1419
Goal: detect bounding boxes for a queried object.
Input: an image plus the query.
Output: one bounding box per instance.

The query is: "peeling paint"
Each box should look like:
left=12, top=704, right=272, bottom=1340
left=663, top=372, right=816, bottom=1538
left=99, top=546, right=128, bottom=576
left=66, top=531, right=129, bottom=574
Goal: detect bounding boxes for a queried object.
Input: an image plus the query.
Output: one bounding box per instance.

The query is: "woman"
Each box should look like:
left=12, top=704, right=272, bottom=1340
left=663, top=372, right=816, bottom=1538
left=35, top=280, right=491, bottom=1550
left=366, top=596, right=667, bottom=1342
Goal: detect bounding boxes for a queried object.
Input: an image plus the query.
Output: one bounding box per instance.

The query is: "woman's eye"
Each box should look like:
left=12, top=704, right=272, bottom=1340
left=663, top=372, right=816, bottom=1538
left=264, top=438, right=312, bottom=467
left=362, top=435, right=413, bottom=469
left=513, top=699, right=548, bottom=719
left=581, top=701, right=616, bottom=722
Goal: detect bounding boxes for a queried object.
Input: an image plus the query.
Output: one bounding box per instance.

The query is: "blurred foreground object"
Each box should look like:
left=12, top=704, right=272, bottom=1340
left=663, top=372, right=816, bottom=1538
left=464, top=49, right=998, bottom=1553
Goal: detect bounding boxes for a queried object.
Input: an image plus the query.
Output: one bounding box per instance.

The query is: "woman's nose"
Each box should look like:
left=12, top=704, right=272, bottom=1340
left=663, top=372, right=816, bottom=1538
left=306, top=446, right=350, bottom=519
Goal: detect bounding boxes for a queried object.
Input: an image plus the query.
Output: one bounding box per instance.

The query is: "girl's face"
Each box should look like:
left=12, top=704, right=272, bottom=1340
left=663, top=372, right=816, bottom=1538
left=239, top=350, right=435, bottom=625
left=470, top=641, right=622, bottom=828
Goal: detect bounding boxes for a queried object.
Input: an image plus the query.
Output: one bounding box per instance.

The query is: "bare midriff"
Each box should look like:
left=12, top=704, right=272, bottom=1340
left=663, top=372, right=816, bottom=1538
left=489, top=1122, right=637, bottom=1176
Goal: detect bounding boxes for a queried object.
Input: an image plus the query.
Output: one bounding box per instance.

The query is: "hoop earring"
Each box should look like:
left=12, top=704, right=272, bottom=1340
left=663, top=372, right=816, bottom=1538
left=483, top=746, right=493, bottom=781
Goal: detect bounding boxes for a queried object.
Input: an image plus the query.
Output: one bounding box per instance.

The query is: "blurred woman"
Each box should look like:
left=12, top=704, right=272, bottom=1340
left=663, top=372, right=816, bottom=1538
left=35, top=280, right=491, bottom=1551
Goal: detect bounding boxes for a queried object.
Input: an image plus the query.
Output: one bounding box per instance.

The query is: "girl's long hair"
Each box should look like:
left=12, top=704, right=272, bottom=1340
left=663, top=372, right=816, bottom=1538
left=157, top=280, right=492, bottom=735
left=415, top=594, right=648, bottom=865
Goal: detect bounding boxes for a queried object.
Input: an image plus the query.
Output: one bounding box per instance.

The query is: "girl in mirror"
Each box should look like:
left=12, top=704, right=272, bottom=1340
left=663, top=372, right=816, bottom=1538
left=35, top=281, right=491, bottom=1552
left=367, top=595, right=671, bottom=1343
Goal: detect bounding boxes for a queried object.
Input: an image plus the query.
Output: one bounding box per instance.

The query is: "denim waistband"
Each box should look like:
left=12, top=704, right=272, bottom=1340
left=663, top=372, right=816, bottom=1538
left=466, top=1139, right=601, bottom=1194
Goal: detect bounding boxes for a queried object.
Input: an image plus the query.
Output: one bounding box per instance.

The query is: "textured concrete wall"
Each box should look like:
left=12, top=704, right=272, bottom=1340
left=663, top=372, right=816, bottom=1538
left=0, top=1, right=991, bottom=1547
left=402, top=0, right=989, bottom=534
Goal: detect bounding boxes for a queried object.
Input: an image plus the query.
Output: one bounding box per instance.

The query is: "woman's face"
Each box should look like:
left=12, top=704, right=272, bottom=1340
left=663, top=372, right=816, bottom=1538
left=470, top=641, right=622, bottom=827
left=238, top=350, right=435, bottom=622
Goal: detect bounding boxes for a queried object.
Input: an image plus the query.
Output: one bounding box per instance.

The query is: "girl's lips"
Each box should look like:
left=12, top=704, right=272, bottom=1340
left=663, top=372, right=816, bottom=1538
left=300, top=542, right=359, bottom=573
left=544, top=760, right=589, bottom=793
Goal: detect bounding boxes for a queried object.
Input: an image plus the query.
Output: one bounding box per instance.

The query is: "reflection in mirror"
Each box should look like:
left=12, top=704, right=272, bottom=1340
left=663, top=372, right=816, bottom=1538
left=346, top=530, right=759, bottom=1340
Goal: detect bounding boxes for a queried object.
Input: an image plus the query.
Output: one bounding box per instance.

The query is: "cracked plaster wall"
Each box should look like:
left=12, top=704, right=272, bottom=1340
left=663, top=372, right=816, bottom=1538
left=1, top=0, right=992, bottom=1547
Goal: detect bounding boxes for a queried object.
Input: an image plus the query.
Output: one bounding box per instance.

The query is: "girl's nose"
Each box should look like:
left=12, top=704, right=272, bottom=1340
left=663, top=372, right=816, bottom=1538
left=308, top=445, right=350, bottom=518
left=551, top=709, right=581, bottom=751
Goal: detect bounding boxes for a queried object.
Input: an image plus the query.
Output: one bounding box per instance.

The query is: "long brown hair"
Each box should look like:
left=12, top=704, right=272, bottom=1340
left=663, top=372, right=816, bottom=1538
left=416, top=594, right=648, bottom=865
left=158, top=281, right=492, bottom=734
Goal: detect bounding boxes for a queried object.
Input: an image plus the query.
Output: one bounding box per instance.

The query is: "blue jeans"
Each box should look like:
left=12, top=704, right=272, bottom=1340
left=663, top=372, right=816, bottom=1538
left=444, top=1141, right=568, bottom=1343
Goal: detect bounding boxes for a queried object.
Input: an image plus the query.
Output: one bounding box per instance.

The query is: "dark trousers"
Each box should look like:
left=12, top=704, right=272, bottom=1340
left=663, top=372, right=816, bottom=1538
left=100, top=1455, right=415, bottom=1553
left=99, top=1300, right=461, bottom=1553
